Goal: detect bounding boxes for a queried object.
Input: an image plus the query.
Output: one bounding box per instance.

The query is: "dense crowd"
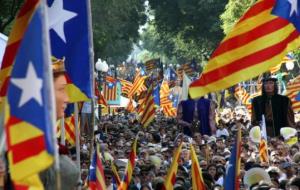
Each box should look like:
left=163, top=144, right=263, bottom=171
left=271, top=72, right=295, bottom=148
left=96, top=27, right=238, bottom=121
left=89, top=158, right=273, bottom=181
left=76, top=107, right=300, bottom=190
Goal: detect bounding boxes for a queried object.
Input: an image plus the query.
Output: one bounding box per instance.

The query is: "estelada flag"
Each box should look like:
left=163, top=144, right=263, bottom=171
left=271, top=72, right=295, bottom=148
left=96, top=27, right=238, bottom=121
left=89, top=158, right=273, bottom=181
left=1, top=0, right=55, bottom=188
left=47, top=0, right=93, bottom=102
left=190, top=0, right=300, bottom=98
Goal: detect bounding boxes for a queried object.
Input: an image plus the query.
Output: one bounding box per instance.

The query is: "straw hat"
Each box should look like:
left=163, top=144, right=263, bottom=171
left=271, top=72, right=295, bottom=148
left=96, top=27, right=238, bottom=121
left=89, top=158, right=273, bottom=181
left=280, top=127, right=297, bottom=140
left=243, top=167, right=271, bottom=188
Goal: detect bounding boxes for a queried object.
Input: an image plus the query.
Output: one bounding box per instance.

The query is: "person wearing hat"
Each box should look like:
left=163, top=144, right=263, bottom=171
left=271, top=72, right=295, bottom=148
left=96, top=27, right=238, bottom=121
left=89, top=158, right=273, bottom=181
left=40, top=57, right=80, bottom=190
left=251, top=76, right=295, bottom=137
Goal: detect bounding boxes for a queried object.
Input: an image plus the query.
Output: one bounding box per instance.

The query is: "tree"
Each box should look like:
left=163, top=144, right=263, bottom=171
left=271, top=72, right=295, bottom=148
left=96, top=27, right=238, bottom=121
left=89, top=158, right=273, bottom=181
left=220, top=0, right=256, bottom=35
left=0, top=0, right=23, bottom=34
left=91, top=0, right=147, bottom=65
left=145, top=0, right=227, bottom=64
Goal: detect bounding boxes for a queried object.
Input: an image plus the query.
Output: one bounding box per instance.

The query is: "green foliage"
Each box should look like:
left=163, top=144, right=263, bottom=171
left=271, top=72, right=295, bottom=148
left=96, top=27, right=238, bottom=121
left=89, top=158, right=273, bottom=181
left=220, top=0, right=256, bottom=35
left=91, top=0, right=147, bottom=65
left=142, top=0, right=227, bottom=64
left=0, top=0, right=23, bottom=34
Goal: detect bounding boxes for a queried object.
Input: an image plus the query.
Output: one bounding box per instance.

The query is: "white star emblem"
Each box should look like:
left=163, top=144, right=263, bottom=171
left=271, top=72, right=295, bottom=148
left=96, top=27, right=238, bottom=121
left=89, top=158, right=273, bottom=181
left=47, top=0, right=78, bottom=43
left=288, top=0, right=298, bottom=17
left=11, top=62, right=43, bottom=107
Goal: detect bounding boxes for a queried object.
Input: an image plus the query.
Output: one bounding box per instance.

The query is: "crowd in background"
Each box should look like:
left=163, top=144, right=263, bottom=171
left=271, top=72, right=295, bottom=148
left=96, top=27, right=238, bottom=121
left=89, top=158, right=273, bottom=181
left=74, top=107, right=300, bottom=190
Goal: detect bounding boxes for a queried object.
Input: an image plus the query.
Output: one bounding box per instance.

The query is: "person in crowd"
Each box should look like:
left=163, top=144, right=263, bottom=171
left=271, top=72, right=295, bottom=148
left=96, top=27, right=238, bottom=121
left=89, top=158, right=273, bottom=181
left=251, top=76, right=295, bottom=137
left=40, top=57, right=80, bottom=190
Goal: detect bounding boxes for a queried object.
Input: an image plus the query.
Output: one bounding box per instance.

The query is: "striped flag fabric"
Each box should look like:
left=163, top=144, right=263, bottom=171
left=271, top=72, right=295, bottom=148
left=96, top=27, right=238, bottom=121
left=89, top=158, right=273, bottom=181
left=118, top=78, right=133, bottom=96
left=259, top=115, right=269, bottom=163
left=234, top=86, right=251, bottom=105
left=47, top=0, right=93, bottom=102
left=128, top=70, right=146, bottom=98
left=160, top=81, right=171, bottom=106
left=269, top=53, right=295, bottom=74
left=160, top=81, right=177, bottom=117
left=235, top=86, right=260, bottom=114
left=126, top=98, right=135, bottom=113
left=88, top=145, right=106, bottom=190
left=269, top=62, right=282, bottom=74
left=286, top=75, right=300, bottom=112
left=111, top=163, right=121, bottom=187
left=62, top=104, right=76, bottom=145
left=1, top=0, right=55, bottom=188
left=177, top=59, right=197, bottom=79
left=162, top=104, right=177, bottom=118
left=96, top=145, right=106, bottom=190
left=103, top=80, right=121, bottom=106
left=259, top=139, right=269, bottom=163
left=137, top=98, right=145, bottom=116
left=145, top=59, right=159, bottom=73
left=118, top=137, right=138, bottom=190
left=140, top=84, right=156, bottom=127
left=190, top=144, right=206, bottom=190
left=190, top=0, right=300, bottom=99
left=95, top=80, right=107, bottom=106
left=56, top=104, right=77, bottom=145
left=224, top=125, right=242, bottom=190
left=163, top=143, right=183, bottom=190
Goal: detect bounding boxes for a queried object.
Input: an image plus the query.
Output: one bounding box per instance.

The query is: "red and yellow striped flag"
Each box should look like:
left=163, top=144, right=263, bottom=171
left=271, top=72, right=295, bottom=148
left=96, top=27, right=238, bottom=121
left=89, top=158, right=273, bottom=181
left=118, top=137, right=138, bottom=190
left=128, top=70, right=146, bottom=98
left=56, top=116, right=76, bottom=146
left=189, top=0, right=300, bottom=98
left=140, top=85, right=156, bottom=128
left=163, top=143, right=183, bottom=190
left=286, top=76, right=300, bottom=112
left=0, top=0, right=39, bottom=98
left=259, top=116, right=269, bottom=164
left=190, top=144, right=206, bottom=190
left=111, top=163, right=121, bottom=187
left=126, top=98, right=135, bottom=113
left=259, top=140, right=269, bottom=163
left=160, top=81, right=177, bottom=117
left=95, top=145, right=106, bottom=190
left=1, top=0, right=55, bottom=188
left=118, top=78, right=133, bottom=96
left=234, top=86, right=251, bottom=105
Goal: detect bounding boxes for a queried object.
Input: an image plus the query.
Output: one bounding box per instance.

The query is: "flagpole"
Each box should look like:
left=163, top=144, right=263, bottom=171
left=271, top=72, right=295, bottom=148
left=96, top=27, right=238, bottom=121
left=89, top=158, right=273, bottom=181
left=87, top=0, right=97, bottom=168
left=0, top=102, right=5, bottom=156
left=60, top=117, right=65, bottom=145
left=261, top=115, right=270, bottom=165
left=41, top=0, right=61, bottom=188
left=74, top=102, right=81, bottom=185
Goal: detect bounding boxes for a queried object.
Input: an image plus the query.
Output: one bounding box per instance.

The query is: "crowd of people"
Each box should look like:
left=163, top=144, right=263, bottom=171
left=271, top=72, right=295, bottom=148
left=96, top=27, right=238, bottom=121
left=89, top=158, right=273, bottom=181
left=76, top=104, right=300, bottom=190
left=1, top=55, right=299, bottom=190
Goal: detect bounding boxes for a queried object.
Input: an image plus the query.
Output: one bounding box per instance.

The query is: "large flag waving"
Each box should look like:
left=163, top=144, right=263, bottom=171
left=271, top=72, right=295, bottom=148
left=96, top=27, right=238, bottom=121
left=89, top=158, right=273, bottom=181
left=190, top=0, right=300, bottom=98
left=47, top=0, right=93, bottom=102
left=1, top=0, right=55, bottom=188
left=140, top=84, right=156, bottom=127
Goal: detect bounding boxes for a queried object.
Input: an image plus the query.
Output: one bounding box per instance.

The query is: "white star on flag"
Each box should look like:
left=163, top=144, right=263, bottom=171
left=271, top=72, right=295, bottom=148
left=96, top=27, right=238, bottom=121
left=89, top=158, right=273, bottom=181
left=11, top=62, right=43, bottom=107
left=288, top=0, right=298, bottom=17
left=47, top=0, right=77, bottom=43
